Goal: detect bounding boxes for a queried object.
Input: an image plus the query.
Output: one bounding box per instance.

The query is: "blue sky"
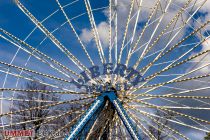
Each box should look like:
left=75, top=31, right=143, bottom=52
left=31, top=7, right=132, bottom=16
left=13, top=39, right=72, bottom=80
left=0, top=0, right=210, bottom=139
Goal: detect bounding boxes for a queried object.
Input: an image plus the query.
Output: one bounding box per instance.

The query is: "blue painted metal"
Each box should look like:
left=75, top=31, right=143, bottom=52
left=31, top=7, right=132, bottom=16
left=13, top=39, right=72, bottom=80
left=108, top=94, right=141, bottom=140
left=65, top=91, right=142, bottom=140
left=79, top=101, right=105, bottom=139
left=65, top=96, right=105, bottom=140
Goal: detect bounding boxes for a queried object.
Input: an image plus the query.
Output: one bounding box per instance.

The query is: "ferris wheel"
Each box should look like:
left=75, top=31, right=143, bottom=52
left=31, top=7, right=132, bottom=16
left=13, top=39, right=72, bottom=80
left=0, top=0, right=210, bottom=139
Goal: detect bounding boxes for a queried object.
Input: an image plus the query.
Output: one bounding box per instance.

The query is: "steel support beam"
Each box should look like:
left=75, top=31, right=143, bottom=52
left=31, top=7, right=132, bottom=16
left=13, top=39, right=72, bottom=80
left=65, top=96, right=105, bottom=140
left=65, top=91, right=141, bottom=140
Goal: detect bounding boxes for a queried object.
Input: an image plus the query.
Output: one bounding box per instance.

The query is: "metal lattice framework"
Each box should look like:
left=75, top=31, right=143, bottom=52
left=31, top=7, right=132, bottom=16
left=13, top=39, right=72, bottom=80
left=0, top=0, right=210, bottom=139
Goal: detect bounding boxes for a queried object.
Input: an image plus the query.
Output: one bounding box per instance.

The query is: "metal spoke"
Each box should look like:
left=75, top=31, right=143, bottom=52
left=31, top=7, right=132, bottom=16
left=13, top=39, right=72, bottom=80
left=133, top=0, right=174, bottom=69
left=118, top=0, right=135, bottom=64
left=109, top=0, right=112, bottom=63
left=1, top=106, right=85, bottom=128
left=0, top=29, right=80, bottom=79
left=55, top=0, right=95, bottom=66
left=126, top=105, right=190, bottom=140
left=128, top=105, right=209, bottom=133
left=0, top=60, right=72, bottom=84
left=133, top=0, right=194, bottom=69
left=128, top=109, right=181, bottom=140
left=130, top=99, right=210, bottom=126
left=127, top=111, right=157, bottom=140
left=0, top=96, right=94, bottom=117
left=84, top=0, right=106, bottom=64
left=114, top=0, right=118, bottom=65
left=15, top=0, right=89, bottom=72
left=139, top=0, right=208, bottom=75
left=126, top=0, right=161, bottom=66
left=0, top=88, right=97, bottom=95
left=129, top=35, right=210, bottom=96
left=1, top=0, right=210, bottom=139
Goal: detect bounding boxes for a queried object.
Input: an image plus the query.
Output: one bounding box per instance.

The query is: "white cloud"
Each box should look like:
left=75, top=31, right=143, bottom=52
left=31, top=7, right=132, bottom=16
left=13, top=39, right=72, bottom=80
left=79, top=0, right=210, bottom=63
left=96, top=22, right=110, bottom=47
left=185, top=130, right=206, bottom=140
left=80, top=0, right=189, bottom=48
left=80, top=21, right=113, bottom=48
left=78, top=1, right=210, bottom=137
left=198, top=0, right=210, bottom=13
left=189, top=38, right=210, bottom=74
left=80, top=28, right=93, bottom=43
